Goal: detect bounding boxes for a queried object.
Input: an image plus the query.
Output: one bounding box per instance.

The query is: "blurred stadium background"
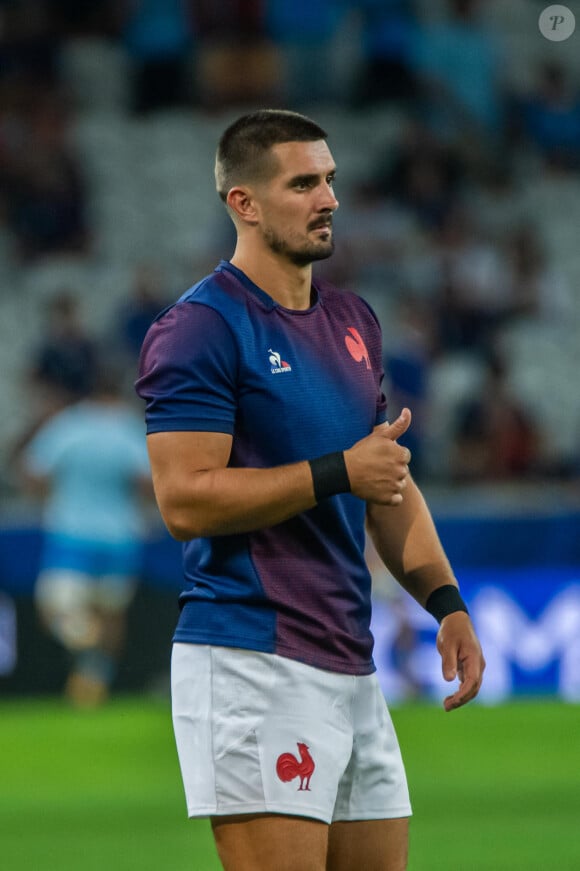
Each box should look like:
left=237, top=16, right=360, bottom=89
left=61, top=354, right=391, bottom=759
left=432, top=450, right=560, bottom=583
left=1, top=0, right=580, bottom=868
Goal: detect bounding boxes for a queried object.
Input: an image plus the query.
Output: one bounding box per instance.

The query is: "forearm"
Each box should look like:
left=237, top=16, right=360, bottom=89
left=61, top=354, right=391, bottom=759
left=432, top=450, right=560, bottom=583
left=367, top=478, right=485, bottom=712
left=366, top=477, right=457, bottom=606
left=155, top=460, right=317, bottom=539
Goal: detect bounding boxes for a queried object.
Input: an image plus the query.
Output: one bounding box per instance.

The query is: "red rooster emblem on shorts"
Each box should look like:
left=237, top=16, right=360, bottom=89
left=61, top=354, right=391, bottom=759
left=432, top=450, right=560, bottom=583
left=276, top=742, right=315, bottom=791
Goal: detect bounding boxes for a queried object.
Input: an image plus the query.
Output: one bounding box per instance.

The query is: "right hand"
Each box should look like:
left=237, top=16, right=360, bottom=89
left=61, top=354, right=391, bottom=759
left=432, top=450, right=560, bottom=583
left=344, top=408, right=412, bottom=505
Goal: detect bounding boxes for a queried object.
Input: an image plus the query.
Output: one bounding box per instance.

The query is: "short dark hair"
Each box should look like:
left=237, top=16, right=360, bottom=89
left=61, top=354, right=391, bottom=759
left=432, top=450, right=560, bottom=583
left=215, top=109, right=328, bottom=203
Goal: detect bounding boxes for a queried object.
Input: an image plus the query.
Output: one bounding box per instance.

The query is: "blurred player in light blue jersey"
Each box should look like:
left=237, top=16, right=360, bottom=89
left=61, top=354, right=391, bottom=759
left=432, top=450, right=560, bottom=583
left=22, top=365, right=152, bottom=707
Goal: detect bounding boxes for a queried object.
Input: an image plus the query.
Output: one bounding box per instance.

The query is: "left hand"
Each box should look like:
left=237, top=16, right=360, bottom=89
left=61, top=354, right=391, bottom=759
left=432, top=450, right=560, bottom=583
left=436, top=611, right=485, bottom=712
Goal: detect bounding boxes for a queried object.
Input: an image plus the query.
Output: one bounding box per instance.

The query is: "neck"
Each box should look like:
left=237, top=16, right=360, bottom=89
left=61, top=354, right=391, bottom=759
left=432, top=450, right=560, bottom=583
left=231, top=242, right=313, bottom=311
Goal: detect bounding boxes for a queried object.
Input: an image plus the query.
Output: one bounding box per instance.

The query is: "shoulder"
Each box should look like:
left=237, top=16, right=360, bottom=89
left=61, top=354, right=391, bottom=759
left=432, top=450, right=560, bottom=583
left=141, top=295, right=237, bottom=362
left=136, top=278, right=241, bottom=405
left=316, top=280, right=382, bottom=329
left=145, top=266, right=257, bottom=347
left=24, top=405, right=81, bottom=465
left=35, top=404, right=81, bottom=438
left=178, top=271, right=233, bottom=308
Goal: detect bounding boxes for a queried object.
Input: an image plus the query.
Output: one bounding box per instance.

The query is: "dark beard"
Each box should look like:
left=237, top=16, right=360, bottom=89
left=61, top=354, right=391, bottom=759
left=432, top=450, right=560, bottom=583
left=263, top=227, right=335, bottom=267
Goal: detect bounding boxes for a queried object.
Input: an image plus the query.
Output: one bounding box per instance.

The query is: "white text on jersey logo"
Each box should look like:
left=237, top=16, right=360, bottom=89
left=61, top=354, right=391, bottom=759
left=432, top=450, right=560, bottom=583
left=268, top=349, right=292, bottom=374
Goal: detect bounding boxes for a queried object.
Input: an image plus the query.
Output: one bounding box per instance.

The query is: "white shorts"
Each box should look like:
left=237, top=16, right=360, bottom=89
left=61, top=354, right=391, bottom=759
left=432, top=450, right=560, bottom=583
left=35, top=568, right=136, bottom=613
left=171, top=643, right=412, bottom=825
left=35, top=568, right=136, bottom=650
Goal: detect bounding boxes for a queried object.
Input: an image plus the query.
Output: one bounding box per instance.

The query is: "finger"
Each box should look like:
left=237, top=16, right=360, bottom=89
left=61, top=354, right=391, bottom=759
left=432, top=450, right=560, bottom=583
left=444, top=692, right=465, bottom=713
left=398, top=458, right=410, bottom=476
left=443, top=654, right=484, bottom=711
left=391, top=475, right=409, bottom=500
left=441, top=650, right=458, bottom=683
left=443, top=674, right=480, bottom=712
left=382, top=408, right=412, bottom=442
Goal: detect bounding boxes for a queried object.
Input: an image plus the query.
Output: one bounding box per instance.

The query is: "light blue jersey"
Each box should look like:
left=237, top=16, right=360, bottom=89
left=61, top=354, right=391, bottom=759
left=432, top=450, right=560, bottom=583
left=25, top=401, right=150, bottom=545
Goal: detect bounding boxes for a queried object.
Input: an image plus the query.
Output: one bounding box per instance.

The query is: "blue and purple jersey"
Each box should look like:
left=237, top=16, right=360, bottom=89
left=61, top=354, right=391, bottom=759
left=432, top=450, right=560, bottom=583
left=136, top=261, right=387, bottom=675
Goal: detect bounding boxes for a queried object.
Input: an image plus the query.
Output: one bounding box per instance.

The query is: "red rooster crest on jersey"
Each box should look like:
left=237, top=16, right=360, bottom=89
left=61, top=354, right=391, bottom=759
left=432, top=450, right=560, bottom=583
left=344, top=327, right=371, bottom=370
left=276, top=742, right=315, bottom=791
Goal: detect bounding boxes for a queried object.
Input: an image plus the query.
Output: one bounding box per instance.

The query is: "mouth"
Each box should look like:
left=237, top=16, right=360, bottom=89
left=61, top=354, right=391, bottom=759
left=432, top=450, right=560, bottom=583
left=309, top=220, right=333, bottom=235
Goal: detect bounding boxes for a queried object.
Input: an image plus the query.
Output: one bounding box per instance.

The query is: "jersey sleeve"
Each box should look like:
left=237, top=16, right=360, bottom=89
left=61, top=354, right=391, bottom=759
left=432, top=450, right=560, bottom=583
left=24, top=416, right=68, bottom=477
left=136, top=302, right=238, bottom=435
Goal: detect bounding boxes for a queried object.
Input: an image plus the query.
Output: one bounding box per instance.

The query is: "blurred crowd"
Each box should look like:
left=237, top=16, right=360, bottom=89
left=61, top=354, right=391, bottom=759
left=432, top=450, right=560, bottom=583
left=2, top=0, right=580, bottom=492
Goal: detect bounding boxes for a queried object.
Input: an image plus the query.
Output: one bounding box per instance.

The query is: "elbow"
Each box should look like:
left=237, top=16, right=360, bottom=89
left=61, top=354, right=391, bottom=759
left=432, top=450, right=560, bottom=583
left=154, top=481, right=210, bottom=540
left=162, top=505, right=215, bottom=541
left=166, top=521, right=196, bottom=542
left=164, top=513, right=203, bottom=541
left=154, top=475, right=226, bottom=540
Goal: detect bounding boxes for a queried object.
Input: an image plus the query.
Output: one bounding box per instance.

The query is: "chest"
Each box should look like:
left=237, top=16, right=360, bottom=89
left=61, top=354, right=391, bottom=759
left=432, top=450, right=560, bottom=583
left=231, top=307, right=381, bottom=463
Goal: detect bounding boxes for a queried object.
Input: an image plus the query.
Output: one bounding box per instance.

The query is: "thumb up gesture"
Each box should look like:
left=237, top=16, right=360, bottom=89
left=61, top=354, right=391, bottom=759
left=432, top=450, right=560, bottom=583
left=344, top=409, right=412, bottom=505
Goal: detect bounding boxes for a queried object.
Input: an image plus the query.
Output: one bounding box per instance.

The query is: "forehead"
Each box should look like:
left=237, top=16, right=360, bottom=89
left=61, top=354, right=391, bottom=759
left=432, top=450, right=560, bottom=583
left=269, top=140, right=336, bottom=180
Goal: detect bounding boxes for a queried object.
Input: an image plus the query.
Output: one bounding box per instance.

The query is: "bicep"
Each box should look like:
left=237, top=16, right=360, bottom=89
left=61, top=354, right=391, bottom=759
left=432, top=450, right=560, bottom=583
left=147, top=431, right=232, bottom=540
left=146, top=430, right=233, bottom=504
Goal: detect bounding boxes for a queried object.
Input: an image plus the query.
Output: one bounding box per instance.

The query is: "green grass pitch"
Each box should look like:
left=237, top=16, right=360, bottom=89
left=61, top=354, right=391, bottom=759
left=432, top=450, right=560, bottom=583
left=1, top=696, right=579, bottom=870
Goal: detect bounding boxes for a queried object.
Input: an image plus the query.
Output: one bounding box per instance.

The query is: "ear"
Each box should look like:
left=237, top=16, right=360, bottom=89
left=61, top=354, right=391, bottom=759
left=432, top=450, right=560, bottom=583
left=226, top=187, right=259, bottom=225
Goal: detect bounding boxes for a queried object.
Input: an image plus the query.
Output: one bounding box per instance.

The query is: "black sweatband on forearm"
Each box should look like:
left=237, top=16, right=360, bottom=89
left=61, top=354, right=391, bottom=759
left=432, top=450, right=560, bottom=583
left=309, top=451, right=351, bottom=503
left=425, top=584, right=469, bottom=624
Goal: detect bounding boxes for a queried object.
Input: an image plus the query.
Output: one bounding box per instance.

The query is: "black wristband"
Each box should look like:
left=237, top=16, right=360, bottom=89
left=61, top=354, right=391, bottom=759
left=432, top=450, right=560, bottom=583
left=425, top=584, right=468, bottom=624
left=309, top=451, right=351, bottom=502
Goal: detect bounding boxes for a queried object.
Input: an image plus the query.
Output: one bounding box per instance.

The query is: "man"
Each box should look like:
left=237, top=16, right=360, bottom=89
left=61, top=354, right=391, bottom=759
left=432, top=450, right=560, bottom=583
left=136, top=109, right=485, bottom=871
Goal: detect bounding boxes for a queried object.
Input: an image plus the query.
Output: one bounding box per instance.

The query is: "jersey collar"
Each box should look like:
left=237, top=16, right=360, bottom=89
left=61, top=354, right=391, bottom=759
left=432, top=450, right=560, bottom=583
left=217, top=260, right=321, bottom=313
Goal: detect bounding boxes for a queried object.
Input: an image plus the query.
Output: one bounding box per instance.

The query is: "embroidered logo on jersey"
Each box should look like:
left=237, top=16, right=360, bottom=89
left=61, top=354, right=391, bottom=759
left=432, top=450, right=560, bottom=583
left=268, top=348, right=292, bottom=374
left=345, top=327, right=371, bottom=370
left=276, top=742, right=315, bottom=791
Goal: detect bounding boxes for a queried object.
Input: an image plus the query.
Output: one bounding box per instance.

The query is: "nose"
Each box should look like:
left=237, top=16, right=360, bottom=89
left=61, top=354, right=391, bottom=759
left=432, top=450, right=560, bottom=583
left=320, top=184, right=339, bottom=213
